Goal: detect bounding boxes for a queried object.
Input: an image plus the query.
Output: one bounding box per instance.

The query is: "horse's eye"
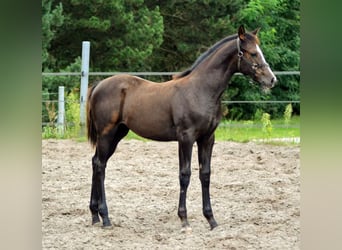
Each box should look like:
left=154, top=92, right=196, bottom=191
left=251, top=53, right=257, bottom=57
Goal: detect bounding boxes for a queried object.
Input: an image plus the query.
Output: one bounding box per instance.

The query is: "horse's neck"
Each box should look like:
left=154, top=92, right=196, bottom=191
left=192, top=41, right=238, bottom=96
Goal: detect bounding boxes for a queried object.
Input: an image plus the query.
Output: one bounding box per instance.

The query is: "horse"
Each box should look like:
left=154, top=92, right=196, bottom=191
left=86, top=25, right=277, bottom=232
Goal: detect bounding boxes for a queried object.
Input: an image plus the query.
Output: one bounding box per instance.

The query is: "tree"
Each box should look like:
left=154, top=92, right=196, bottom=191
left=145, top=0, right=244, bottom=72
left=42, top=0, right=64, bottom=71
left=225, top=0, right=300, bottom=119
left=42, top=0, right=300, bottom=121
left=48, top=0, right=164, bottom=72
left=230, top=0, right=300, bottom=119
left=42, top=0, right=164, bottom=125
left=145, top=0, right=300, bottom=119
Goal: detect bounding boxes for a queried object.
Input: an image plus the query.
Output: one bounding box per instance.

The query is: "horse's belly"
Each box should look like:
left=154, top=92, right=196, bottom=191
left=123, top=110, right=177, bottom=141
left=129, top=123, right=177, bottom=141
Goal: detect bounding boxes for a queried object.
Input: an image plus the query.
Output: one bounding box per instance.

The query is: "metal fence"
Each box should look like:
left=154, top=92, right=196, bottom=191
left=42, top=71, right=300, bottom=77
left=42, top=71, right=300, bottom=133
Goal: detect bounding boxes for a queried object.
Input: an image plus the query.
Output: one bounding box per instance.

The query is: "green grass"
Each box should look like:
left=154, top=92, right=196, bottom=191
left=125, top=116, right=300, bottom=144
left=125, top=131, right=149, bottom=141
left=215, top=116, right=300, bottom=143
left=44, top=116, right=300, bottom=146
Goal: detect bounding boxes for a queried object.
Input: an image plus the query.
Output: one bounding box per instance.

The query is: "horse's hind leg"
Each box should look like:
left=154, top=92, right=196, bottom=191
left=90, top=124, right=129, bottom=227
left=197, top=133, right=218, bottom=230
left=90, top=150, right=101, bottom=225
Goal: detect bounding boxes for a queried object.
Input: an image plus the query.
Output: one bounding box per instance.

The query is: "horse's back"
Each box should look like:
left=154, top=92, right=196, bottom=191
left=93, top=74, right=142, bottom=93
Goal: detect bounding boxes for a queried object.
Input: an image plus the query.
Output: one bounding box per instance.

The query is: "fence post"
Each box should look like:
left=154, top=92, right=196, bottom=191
left=57, top=86, right=65, bottom=136
left=80, top=41, right=90, bottom=135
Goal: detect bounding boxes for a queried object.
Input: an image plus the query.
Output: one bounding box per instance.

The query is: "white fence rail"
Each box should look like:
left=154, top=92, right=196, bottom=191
left=42, top=71, right=300, bottom=130
left=42, top=71, right=300, bottom=133
left=42, top=71, right=300, bottom=76
left=42, top=41, right=300, bottom=131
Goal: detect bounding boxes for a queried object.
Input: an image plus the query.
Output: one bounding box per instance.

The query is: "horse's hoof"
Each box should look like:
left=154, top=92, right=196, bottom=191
left=102, top=219, right=112, bottom=229
left=210, top=221, right=218, bottom=230
left=92, top=218, right=101, bottom=226
left=92, top=221, right=101, bottom=227
left=209, top=217, right=218, bottom=230
left=180, top=226, right=192, bottom=234
left=102, top=224, right=113, bottom=230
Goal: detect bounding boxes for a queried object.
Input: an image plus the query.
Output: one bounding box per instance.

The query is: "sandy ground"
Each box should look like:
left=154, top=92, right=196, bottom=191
left=42, top=139, right=300, bottom=249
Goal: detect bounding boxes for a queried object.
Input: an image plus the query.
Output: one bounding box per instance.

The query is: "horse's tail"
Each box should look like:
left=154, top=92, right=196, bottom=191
left=86, top=83, right=98, bottom=147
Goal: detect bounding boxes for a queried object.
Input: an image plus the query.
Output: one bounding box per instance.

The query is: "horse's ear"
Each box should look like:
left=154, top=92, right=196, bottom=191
left=238, top=25, right=246, bottom=41
left=252, top=27, right=261, bottom=35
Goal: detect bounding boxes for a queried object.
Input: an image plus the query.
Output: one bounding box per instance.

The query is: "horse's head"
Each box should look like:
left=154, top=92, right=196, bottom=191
left=236, top=25, right=277, bottom=91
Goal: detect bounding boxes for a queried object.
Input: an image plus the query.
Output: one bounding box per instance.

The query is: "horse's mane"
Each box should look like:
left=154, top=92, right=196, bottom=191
left=173, top=34, right=238, bottom=79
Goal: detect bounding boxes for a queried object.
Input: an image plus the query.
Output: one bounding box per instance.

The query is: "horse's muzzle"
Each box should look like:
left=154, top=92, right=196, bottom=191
left=270, top=76, right=277, bottom=88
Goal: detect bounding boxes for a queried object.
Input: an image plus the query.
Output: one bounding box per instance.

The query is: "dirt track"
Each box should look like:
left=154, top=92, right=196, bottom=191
left=42, top=139, right=300, bottom=249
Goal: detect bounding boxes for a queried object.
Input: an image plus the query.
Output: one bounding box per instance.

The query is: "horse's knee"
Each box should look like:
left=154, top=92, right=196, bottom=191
left=180, top=167, right=191, bottom=176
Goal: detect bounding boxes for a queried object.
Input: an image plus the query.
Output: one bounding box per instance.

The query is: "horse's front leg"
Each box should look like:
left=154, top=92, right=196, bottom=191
left=177, top=139, right=193, bottom=233
left=197, top=133, right=218, bottom=230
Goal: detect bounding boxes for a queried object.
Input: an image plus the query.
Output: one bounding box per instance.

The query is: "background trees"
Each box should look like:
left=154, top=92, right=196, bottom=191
left=42, top=0, right=64, bottom=71
left=42, top=0, right=300, bottom=121
left=144, top=0, right=244, bottom=72
left=47, top=0, right=164, bottom=72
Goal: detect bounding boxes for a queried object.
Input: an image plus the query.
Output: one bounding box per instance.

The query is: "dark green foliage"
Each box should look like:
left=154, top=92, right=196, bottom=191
left=42, top=0, right=300, bottom=121
left=144, top=0, right=300, bottom=119
left=224, top=0, right=300, bottom=119
left=42, top=0, right=64, bottom=70
left=145, top=0, right=244, bottom=72
left=48, top=0, right=164, bottom=72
